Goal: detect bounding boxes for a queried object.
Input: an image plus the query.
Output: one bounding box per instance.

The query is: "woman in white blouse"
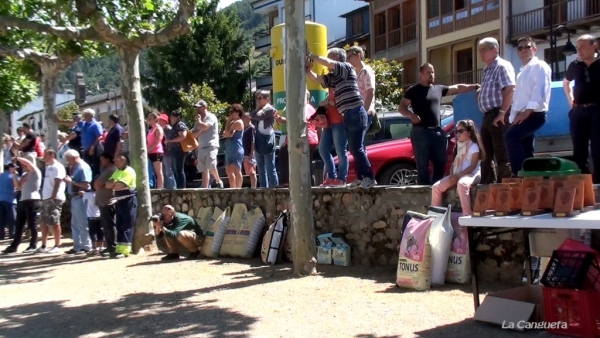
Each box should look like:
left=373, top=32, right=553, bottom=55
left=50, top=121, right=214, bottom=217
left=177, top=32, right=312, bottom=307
left=431, top=119, right=485, bottom=216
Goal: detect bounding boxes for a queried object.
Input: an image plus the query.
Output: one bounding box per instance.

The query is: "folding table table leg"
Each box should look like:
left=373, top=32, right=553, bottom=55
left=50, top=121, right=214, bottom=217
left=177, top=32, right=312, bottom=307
left=467, top=227, right=480, bottom=310
left=522, top=229, right=533, bottom=284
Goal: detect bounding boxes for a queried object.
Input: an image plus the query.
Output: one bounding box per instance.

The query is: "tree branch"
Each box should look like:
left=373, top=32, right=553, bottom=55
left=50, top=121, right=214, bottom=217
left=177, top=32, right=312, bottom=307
left=138, top=0, right=196, bottom=47
left=0, top=45, right=79, bottom=73
left=0, top=15, right=100, bottom=41
left=74, top=0, right=125, bottom=44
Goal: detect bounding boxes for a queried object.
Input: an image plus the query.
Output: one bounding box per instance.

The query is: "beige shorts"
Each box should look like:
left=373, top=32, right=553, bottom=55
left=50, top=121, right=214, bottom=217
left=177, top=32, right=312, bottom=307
left=40, top=199, right=64, bottom=225
left=196, top=147, right=218, bottom=172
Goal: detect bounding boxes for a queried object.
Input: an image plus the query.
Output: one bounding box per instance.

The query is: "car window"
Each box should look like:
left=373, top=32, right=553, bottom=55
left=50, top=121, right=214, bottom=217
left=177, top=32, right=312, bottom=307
left=383, top=118, right=411, bottom=140
left=441, top=115, right=453, bottom=128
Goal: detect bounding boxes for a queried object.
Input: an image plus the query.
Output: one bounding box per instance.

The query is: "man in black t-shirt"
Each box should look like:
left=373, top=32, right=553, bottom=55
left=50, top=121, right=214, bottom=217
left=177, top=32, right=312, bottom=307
left=399, top=63, right=479, bottom=185
left=563, top=35, right=600, bottom=183
left=13, top=123, right=39, bottom=166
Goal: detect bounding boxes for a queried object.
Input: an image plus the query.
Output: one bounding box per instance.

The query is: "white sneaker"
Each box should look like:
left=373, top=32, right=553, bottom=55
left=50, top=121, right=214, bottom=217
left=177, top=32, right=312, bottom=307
left=46, top=246, right=61, bottom=254
left=347, top=180, right=362, bottom=189
left=361, top=177, right=377, bottom=189
left=34, top=247, right=47, bottom=253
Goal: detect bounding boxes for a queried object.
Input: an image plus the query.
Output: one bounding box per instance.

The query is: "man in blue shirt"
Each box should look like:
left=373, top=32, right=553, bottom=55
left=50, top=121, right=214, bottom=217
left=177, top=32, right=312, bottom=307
left=56, top=109, right=103, bottom=179
left=63, top=149, right=93, bottom=254
left=0, top=163, right=16, bottom=240
left=103, top=114, right=123, bottom=157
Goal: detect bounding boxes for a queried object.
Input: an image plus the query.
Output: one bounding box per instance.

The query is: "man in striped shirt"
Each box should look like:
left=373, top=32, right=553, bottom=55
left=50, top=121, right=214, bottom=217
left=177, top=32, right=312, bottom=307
left=306, top=48, right=376, bottom=189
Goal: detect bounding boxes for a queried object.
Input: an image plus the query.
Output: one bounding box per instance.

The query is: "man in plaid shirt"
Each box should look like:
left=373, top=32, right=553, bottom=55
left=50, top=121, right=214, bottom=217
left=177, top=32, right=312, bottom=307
left=477, top=37, right=516, bottom=184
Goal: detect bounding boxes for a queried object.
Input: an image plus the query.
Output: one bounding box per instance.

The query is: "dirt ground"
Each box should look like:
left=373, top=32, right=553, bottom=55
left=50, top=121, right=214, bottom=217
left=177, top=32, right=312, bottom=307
left=0, top=238, right=560, bottom=338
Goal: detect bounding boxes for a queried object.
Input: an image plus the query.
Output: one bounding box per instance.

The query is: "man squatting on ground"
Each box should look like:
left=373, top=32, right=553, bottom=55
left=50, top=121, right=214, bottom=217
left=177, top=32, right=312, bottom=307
left=152, top=205, right=204, bottom=260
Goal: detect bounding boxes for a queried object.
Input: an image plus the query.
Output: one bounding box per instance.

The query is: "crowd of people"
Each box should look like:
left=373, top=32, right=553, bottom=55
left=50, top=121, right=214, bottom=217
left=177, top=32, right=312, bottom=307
left=0, top=36, right=597, bottom=253
left=411, top=35, right=599, bottom=216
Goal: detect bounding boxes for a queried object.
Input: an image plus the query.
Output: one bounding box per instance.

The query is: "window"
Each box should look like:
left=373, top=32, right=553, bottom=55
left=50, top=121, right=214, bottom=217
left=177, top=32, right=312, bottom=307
left=388, top=6, right=401, bottom=31
left=374, top=13, right=386, bottom=36
left=352, top=14, right=363, bottom=36
left=455, top=0, right=466, bottom=10
left=428, top=0, right=440, bottom=19
left=455, top=48, right=474, bottom=83
left=441, top=0, right=453, bottom=15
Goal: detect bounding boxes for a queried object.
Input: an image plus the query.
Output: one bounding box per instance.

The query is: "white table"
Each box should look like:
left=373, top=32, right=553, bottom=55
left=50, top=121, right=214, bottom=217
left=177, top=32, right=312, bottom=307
left=459, top=209, right=600, bottom=229
left=458, top=209, right=600, bottom=311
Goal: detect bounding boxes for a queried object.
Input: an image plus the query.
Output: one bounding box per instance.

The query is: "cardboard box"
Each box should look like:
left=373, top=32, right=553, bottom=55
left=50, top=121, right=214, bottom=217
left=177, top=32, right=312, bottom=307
left=528, top=229, right=581, bottom=257
left=474, top=285, right=545, bottom=332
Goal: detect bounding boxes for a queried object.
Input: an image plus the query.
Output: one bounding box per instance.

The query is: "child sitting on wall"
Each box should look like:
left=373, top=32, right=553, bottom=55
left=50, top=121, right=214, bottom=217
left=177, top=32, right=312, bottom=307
left=431, top=119, right=484, bottom=216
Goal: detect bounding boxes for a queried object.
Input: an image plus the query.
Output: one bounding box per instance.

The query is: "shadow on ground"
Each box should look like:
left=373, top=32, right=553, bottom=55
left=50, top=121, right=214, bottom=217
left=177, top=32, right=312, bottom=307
left=409, top=319, right=561, bottom=338
left=0, top=255, right=97, bottom=285
left=0, top=292, right=257, bottom=338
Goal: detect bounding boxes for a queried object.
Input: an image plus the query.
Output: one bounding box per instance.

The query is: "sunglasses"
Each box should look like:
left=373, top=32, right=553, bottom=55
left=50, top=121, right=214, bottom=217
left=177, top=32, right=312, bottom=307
left=456, top=129, right=468, bottom=134
left=517, top=45, right=532, bottom=52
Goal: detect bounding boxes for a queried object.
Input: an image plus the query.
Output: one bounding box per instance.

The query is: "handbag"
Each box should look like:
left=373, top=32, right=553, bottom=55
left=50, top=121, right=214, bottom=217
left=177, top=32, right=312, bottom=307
left=179, top=129, right=199, bottom=153
left=366, top=113, right=381, bottom=135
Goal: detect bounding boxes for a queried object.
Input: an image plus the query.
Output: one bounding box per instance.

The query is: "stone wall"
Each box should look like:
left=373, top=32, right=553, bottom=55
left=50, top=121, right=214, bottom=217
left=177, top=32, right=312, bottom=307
left=151, top=185, right=600, bottom=283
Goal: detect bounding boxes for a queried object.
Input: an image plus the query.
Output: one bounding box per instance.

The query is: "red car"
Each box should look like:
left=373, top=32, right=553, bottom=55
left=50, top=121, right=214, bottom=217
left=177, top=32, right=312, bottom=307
left=335, top=114, right=456, bottom=186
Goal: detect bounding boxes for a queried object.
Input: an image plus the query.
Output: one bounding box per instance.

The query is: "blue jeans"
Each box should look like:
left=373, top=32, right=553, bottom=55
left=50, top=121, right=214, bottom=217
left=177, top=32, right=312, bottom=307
left=344, top=106, right=374, bottom=180
left=70, top=196, right=91, bottom=251
left=169, top=146, right=187, bottom=189
left=410, top=126, right=448, bottom=185
left=319, top=122, right=348, bottom=181
left=256, top=152, right=278, bottom=188
left=0, top=201, right=15, bottom=239
left=505, top=111, right=546, bottom=176
left=162, top=155, right=177, bottom=189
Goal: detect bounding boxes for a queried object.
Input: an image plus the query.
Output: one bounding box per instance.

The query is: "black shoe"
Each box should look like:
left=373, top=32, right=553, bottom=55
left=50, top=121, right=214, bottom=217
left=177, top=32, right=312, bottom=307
left=187, top=251, right=200, bottom=260
left=74, top=249, right=90, bottom=255
left=109, top=252, right=126, bottom=259
left=161, top=253, right=180, bottom=261
left=65, top=248, right=78, bottom=254
left=100, top=249, right=113, bottom=257
left=1, top=247, right=16, bottom=254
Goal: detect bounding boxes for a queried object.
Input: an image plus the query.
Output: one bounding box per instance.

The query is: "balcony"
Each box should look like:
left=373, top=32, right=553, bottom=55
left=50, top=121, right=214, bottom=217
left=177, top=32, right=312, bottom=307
left=435, top=69, right=484, bottom=86
left=254, top=28, right=271, bottom=53
left=375, top=23, right=417, bottom=53
left=427, top=0, right=500, bottom=39
left=509, top=0, right=600, bottom=43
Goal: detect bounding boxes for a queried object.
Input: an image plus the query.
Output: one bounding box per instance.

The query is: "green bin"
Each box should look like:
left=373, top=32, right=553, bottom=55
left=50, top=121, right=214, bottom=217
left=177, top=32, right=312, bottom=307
left=518, top=157, right=581, bottom=177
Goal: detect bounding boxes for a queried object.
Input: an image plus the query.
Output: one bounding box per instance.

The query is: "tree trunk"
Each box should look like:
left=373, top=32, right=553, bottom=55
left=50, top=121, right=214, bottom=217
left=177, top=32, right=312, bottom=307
left=116, top=46, right=154, bottom=253
left=41, top=70, right=59, bottom=151
left=0, top=110, right=5, bottom=173
left=284, top=0, right=317, bottom=276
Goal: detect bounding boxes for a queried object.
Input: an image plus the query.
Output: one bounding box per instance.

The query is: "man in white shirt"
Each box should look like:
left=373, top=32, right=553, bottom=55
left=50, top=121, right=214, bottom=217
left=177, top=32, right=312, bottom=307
left=504, top=36, right=552, bottom=176
left=347, top=46, right=376, bottom=117
left=191, top=100, right=224, bottom=189
left=38, top=149, right=67, bottom=253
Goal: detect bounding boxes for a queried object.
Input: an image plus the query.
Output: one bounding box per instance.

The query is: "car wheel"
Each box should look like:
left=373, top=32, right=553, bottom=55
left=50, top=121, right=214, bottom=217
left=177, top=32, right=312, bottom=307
left=380, top=163, right=418, bottom=186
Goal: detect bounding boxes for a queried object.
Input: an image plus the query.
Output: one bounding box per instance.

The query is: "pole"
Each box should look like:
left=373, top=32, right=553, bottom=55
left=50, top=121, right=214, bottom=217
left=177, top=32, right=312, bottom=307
left=284, top=0, right=317, bottom=276
left=248, top=54, right=253, bottom=111
left=549, top=0, right=557, bottom=81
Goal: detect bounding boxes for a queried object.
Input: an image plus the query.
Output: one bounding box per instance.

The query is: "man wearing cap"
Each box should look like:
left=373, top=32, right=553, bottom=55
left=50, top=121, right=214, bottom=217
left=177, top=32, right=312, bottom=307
left=153, top=204, right=204, bottom=260
left=191, top=100, right=224, bottom=189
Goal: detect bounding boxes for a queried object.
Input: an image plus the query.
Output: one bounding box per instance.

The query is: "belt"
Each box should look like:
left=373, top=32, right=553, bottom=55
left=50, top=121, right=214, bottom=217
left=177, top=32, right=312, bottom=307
left=517, top=110, right=546, bottom=114
left=573, top=103, right=597, bottom=108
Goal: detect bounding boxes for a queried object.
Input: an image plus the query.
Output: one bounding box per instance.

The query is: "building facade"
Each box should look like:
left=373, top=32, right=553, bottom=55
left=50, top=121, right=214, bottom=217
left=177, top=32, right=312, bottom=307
left=329, top=5, right=371, bottom=58
left=251, top=0, right=364, bottom=91
left=78, top=89, right=129, bottom=127
left=365, top=0, right=420, bottom=90
left=504, top=0, right=600, bottom=78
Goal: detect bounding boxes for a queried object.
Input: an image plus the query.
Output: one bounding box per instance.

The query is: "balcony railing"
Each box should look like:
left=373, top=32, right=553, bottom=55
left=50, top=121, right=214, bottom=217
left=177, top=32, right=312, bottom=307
left=510, top=0, right=600, bottom=38
left=375, top=23, right=417, bottom=53
left=427, top=0, right=500, bottom=39
left=254, top=28, right=271, bottom=51
left=435, top=69, right=485, bottom=86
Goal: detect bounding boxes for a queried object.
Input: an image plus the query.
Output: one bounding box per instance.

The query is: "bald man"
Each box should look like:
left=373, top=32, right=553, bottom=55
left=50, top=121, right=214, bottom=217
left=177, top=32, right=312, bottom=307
left=153, top=204, right=204, bottom=260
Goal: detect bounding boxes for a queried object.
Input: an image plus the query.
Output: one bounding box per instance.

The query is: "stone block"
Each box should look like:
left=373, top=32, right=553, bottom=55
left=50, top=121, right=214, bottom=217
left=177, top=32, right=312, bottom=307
left=372, top=232, right=387, bottom=243
left=322, top=194, right=332, bottom=202
left=372, top=221, right=387, bottom=229
left=385, top=228, right=400, bottom=240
